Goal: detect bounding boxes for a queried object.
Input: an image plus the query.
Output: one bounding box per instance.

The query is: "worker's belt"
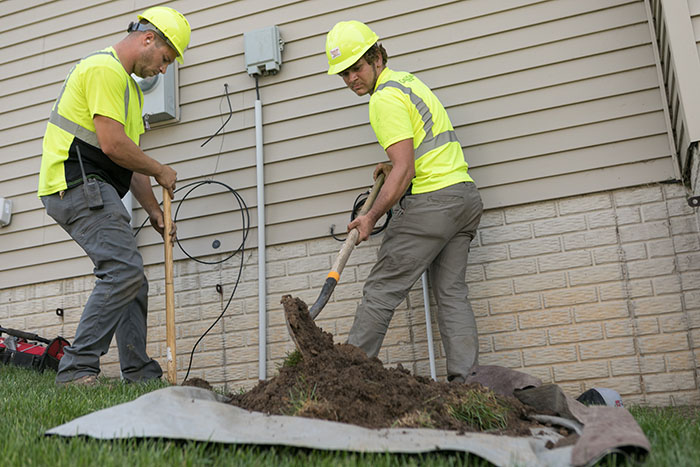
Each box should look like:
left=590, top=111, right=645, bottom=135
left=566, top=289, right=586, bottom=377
left=375, top=80, right=460, bottom=160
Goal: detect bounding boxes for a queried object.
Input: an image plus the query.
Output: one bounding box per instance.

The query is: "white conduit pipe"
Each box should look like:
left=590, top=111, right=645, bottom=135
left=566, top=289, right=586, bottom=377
left=421, top=271, right=437, bottom=381
left=255, top=98, right=267, bottom=380
left=122, top=191, right=133, bottom=227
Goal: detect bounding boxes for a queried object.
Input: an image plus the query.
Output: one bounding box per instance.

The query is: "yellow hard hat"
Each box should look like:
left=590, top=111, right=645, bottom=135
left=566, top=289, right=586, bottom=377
left=326, top=20, right=378, bottom=75
left=137, top=6, right=191, bottom=64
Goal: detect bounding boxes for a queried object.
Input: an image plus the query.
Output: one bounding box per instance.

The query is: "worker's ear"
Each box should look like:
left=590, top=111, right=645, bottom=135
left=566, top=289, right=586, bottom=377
left=143, top=31, right=156, bottom=46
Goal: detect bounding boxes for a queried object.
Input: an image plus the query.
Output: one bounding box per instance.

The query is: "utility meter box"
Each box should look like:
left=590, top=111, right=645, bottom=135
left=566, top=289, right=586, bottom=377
left=132, top=62, right=179, bottom=126
left=244, top=25, right=284, bottom=76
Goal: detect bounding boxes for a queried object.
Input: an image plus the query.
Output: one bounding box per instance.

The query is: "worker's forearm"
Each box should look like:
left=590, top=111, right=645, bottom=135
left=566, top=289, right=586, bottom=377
left=365, top=168, right=413, bottom=223
left=106, top=136, right=164, bottom=178
left=130, top=173, right=161, bottom=217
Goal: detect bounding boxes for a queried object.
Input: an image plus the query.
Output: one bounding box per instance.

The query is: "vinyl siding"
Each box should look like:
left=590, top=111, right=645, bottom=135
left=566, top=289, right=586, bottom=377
left=0, top=0, right=677, bottom=288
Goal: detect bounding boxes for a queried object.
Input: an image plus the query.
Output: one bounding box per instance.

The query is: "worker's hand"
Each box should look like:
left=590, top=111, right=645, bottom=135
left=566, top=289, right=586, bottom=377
left=155, top=164, right=177, bottom=200
left=373, top=163, right=392, bottom=181
left=150, top=209, right=177, bottom=244
left=348, top=214, right=374, bottom=245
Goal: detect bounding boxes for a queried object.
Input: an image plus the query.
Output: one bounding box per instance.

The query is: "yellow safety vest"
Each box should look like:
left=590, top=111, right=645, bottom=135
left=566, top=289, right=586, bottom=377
left=369, top=67, right=472, bottom=194
left=38, top=47, right=144, bottom=198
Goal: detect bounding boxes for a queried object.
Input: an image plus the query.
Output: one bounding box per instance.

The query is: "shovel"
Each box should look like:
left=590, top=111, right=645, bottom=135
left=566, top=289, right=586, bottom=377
left=285, top=172, right=385, bottom=354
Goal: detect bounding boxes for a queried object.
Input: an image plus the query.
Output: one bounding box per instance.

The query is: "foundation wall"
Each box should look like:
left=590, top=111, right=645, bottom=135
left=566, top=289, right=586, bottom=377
left=2, top=182, right=699, bottom=405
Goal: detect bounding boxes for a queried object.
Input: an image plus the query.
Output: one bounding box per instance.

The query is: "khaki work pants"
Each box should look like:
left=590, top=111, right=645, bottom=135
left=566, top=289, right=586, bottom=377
left=42, top=181, right=163, bottom=383
left=348, top=181, right=483, bottom=381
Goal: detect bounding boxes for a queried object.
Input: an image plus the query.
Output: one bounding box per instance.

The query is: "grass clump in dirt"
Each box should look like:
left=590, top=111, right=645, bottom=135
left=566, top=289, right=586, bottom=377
left=280, top=349, right=303, bottom=368
left=285, top=375, right=317, bottom=416
left=448, top=390, right=509, bottom=432
left=393, top=410, right=435, bottom=429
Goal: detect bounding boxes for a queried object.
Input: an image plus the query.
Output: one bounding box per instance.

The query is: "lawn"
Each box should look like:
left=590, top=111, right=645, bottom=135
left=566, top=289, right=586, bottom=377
left=0, top=364, right=698, bottom=466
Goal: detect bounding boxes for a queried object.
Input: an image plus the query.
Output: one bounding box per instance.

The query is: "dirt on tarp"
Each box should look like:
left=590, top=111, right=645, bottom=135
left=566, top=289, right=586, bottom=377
left=227, top=295, right=548, bottom=436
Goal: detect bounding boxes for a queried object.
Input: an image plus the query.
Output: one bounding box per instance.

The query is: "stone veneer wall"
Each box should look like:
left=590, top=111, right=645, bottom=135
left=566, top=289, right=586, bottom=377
left=2, top=182, right=698, bottom=405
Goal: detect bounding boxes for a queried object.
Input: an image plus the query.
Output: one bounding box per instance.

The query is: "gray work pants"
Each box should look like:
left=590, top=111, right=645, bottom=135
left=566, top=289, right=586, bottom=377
left=42, top=181, right=162, bottom=383
left=347, top=181, right=483, bottom=381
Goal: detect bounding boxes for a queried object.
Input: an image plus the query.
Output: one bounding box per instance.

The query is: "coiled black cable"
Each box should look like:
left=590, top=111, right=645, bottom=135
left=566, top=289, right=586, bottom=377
left=133, top=179, right=250, bottom=383
left=330, top=188, right=392, bottom=241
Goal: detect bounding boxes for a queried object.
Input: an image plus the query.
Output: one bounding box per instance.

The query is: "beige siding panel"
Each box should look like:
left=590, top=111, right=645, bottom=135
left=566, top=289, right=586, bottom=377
left=479, top=158, right=675, bottom=208
left=467, top=112, right=669, bottom=167
left=0, top=0, right=677, bottom=288
left=0, top=257, right=93, bottom=292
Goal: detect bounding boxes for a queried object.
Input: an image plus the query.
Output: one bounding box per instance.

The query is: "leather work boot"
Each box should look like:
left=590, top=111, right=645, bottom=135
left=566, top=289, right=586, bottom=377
left=56, top=374, right=98, bottom=387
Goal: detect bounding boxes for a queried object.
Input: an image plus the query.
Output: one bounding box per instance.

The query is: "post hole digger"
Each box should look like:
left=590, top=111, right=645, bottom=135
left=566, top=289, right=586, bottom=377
left=285, top=172, right=385, bottom=357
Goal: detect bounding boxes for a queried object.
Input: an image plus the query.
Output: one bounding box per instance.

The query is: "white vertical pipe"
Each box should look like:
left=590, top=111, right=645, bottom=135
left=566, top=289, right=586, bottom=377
left=122, top=191, right=133, bottom=227
left=421, top=271, right=437, bottom=381
left=255, top=98, right=267, bottom=381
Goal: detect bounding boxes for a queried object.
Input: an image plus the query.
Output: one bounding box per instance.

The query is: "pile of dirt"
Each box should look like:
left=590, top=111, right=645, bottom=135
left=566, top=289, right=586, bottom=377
left=227, top=295, right=543, bottom=435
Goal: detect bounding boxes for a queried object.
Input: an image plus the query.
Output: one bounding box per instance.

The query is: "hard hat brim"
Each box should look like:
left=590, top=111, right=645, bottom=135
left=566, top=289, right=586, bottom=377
left=327, top=41, right=375, bottom=75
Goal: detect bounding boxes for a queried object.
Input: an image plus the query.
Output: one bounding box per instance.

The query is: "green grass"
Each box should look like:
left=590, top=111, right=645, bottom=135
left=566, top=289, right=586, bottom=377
left=280, top=349, right=303, bottom=369
left=1, top=365, right=698, bottom=466
left=448, top=390, right=509, bottom=432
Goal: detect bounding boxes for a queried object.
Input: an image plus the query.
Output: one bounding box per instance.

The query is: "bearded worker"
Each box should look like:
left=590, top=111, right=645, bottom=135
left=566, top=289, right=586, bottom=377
left=326, top=20, right=484, bottom=383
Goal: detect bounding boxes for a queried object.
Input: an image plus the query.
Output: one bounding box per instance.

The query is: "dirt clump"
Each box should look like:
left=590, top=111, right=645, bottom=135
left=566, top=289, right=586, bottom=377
left=183, top=377, right=214, bottom=391
left=227, top=295, right=541, bottom=435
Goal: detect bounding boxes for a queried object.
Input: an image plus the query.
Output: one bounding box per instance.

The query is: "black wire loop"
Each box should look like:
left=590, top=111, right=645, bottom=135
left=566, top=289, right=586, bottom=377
left=133, top=179, right=250, bottom=382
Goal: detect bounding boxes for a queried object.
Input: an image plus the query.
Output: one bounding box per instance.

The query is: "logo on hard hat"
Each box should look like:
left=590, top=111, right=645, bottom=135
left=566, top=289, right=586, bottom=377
left=330, top=47, right=341, bottom=59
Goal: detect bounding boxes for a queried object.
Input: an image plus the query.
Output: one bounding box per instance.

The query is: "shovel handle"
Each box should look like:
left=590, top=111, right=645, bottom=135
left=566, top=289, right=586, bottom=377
left=309, top=172, right=385, bottom=319
left=163, top=188, right=177, bottom=385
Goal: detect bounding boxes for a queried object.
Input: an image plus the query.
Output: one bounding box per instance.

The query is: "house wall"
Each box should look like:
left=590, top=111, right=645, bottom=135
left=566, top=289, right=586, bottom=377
left=1, top=0, right=697, bottom=405
left=3, top=182, right=698, bottom=405
left=0, top=0, right=679, bottom=288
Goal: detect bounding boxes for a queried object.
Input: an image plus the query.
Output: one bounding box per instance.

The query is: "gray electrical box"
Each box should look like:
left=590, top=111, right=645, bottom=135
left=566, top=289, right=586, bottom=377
left=132, top=62, right=179, bottom=125
left=244, top=26, right=284, bottom=76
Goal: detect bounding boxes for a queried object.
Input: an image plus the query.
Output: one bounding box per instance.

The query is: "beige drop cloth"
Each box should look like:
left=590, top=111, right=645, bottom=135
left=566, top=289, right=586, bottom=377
left=46, top=366, right=650, bottom=467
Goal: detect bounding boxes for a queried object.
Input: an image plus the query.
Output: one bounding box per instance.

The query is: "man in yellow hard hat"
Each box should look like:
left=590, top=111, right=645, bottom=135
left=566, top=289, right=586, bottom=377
left=38, top=6, right=191, bottom=386
left=326, top=21, right=483, bottom=383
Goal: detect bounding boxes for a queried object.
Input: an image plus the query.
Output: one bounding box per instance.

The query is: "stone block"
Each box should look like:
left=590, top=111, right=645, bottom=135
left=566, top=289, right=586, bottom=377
left=613, top=186, right=663, bottom=206
left=533, top=216, right=586, bottom=237
left=504, top=202, right=557, bottom=223
left=493, top=329, right=547, bottom=350
left=579, top=338, right=636, bottom=360
left=563, top=228, right=618, bottom=250
left=480, top=224, right=532, bottom=245
left=548, top=323, right=604, bottom=344
left=543, top=287, right=598, bottom=308
left=509, top=237, right=562, bottom=258
left=484, top=258, right=537, bottom=279
left=558, top=193, right=612, bottom=215
left=643, top=371, right=697, bottom=392
left=553, top=361, right=610, bottom=382
left=574, top=301, right=629, bottom=322
left=538, top=250, right=592, bottom=272
left=618, top=221, right=670, bottom=243
left=513, top=272, right=567, bottom=293
left=490, top=293, right=542, bottom=315
left=568, top=264, right=623, bottom=286
left=611, top=355, right=665, bottom=376
left=639, top=333, right=689, bottom=354
left=468, top=244, right=509, bottom=264
left=523, top=345, right=577, bottom=366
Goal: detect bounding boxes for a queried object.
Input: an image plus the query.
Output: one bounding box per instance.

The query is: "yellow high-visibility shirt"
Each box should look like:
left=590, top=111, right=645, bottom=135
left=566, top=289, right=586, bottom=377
left=369, top=67, right=472, bottom=194
left=38, top=47, right=144, bottom=198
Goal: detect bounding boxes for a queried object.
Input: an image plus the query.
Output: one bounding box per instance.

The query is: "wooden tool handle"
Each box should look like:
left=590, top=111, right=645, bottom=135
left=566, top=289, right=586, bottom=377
left=308, top=173, right=385, bottom=319
left=163, top=187, right=177, bottom=385
left=330, top=172, right=385, bottom=274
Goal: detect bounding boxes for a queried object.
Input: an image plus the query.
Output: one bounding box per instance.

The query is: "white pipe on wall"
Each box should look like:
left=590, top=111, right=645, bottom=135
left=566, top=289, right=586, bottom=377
left=255, top=98, right=267, bottom=381
left=122, top=191, right=133, bottom=227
